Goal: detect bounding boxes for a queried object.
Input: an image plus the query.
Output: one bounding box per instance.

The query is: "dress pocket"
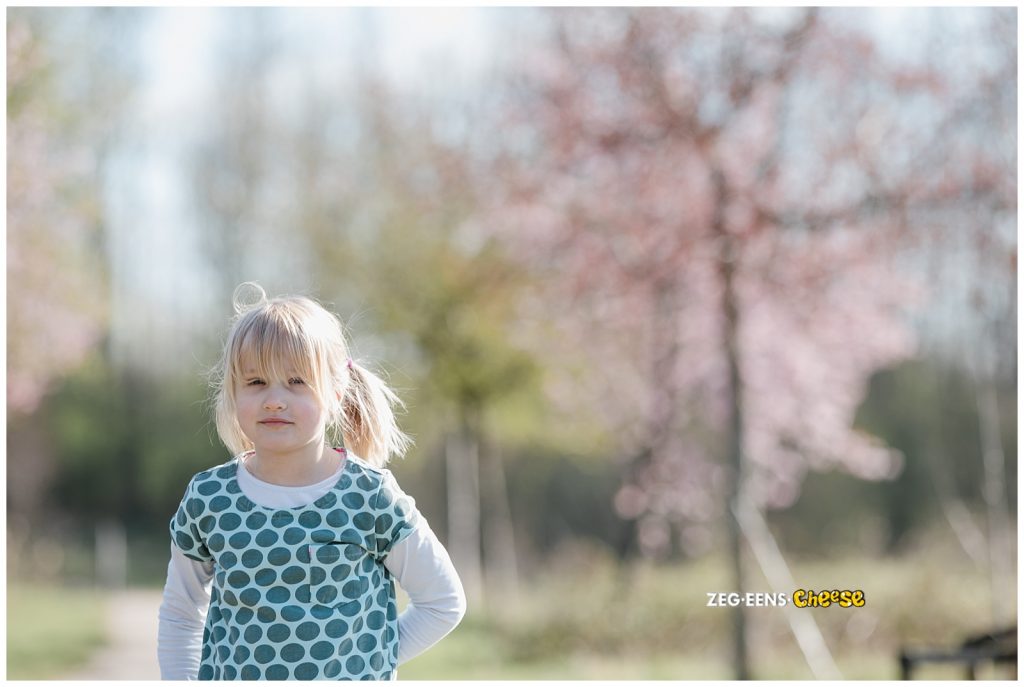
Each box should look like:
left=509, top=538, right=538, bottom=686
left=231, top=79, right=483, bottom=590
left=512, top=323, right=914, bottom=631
left=308, top=539, right=369, bottom=608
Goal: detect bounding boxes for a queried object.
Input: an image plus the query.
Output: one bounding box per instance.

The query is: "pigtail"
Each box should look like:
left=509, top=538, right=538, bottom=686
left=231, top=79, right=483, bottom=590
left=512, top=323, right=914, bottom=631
left=340, top=360, right=414, bottom=468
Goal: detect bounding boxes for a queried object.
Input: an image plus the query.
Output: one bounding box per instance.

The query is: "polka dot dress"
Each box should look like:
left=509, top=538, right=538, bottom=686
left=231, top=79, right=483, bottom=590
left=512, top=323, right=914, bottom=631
left=170, top=451, right=419, bottom=680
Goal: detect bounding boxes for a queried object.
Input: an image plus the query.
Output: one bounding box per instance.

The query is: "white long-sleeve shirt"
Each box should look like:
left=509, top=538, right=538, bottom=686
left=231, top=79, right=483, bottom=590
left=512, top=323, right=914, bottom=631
left=158, top=458, right=466, bottom=680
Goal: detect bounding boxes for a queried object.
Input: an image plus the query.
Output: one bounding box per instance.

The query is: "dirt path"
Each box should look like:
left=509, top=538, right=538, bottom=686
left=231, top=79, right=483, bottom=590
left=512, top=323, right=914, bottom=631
left=61, top=588, right=164, bottom=680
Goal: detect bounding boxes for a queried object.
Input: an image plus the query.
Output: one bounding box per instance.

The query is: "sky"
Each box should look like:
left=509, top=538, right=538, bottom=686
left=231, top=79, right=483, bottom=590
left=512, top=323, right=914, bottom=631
left=101, top=6, right=1006, bottom=370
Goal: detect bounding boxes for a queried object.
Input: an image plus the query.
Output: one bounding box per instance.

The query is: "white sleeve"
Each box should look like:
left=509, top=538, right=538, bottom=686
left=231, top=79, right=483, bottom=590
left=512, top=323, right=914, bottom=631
left=157, top=544, right=214, bottom=680
left=383, top=521, right=467, bottom=665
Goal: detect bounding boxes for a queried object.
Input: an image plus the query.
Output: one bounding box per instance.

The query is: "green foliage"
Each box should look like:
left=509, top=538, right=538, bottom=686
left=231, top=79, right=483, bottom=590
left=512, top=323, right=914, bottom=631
left=45, top=353, right=229, bottom=529
left=7, top=583, right=107, bottom=679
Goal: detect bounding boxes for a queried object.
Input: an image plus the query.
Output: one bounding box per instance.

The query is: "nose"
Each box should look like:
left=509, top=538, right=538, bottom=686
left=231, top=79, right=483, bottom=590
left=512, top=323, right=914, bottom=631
left=263, top=389, right=287, bottom=411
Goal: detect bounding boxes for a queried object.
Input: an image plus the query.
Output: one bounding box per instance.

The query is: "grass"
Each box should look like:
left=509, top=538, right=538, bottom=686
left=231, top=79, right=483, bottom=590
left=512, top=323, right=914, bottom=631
left=395, top=537, right=1017, bottom=680
left=7, top=583, right=108, bottom=679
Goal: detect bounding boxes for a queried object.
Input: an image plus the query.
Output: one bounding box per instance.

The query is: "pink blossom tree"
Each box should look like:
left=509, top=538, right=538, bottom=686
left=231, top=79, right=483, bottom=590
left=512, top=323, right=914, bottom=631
left=477, top=7, right=996, bottom=676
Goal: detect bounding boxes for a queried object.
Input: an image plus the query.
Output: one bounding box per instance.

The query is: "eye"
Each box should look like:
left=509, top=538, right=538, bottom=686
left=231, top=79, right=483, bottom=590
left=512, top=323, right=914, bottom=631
left=289, top=378, right=305, bottom=385
left=246, top=379, right=265, bottom=386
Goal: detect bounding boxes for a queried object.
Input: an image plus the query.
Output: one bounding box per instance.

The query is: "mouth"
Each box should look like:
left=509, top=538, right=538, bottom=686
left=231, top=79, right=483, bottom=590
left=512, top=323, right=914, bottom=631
left=259, top=420, right=293, bottom=426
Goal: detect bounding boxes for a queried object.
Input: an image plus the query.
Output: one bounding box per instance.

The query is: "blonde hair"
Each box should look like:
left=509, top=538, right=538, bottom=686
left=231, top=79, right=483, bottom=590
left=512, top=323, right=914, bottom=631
left=209, top=282, right=413, bottom=467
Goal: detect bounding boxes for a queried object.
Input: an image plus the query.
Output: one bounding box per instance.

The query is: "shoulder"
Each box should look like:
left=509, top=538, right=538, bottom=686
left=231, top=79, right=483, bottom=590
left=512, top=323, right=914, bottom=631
left=344, top=453, right=390, bottom=490
left=184, top=458, right=239, bottom=498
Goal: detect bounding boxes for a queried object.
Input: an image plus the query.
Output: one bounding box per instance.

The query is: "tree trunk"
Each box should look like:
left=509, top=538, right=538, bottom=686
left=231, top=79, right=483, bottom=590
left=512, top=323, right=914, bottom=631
left=480, top=436, right=519, bottom=601
left=446, top=403, right=483, bottom=608
left=714, top=169, right=750, bottom=680
left=972, top=347, right=1013, bottom=627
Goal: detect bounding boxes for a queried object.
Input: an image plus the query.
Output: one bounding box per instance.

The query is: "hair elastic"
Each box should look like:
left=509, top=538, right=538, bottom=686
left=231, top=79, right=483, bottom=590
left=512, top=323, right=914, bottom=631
left=346, top=358, right=354, bottom=370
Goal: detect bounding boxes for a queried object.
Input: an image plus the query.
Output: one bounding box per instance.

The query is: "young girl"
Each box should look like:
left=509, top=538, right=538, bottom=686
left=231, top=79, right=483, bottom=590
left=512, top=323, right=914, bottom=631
left=158, top=283, right=466, bottom=680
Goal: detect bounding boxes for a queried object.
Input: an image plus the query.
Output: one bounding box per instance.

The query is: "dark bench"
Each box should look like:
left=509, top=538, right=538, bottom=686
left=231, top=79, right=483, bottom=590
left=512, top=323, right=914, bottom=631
left=899, top=626, right=1017, bottom=680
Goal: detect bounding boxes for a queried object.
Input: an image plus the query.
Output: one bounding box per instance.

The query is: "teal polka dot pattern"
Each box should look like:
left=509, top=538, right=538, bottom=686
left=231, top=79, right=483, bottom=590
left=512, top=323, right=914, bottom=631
left=169, top=451, right=419, bottom=681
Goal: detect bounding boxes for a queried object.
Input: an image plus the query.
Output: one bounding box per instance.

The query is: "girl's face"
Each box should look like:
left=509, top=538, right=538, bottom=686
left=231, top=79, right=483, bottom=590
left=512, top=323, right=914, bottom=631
left=234, top=358, right=328, bottom=456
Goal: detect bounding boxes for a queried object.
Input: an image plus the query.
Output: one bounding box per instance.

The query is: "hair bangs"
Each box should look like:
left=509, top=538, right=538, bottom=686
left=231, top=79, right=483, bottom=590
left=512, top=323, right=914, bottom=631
left=229, top=306, right=327, bottom=398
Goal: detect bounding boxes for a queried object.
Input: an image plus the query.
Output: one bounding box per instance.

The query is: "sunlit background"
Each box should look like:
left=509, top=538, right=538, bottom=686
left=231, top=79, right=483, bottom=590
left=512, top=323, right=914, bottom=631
left=6, top=6, right=1017, bottom=680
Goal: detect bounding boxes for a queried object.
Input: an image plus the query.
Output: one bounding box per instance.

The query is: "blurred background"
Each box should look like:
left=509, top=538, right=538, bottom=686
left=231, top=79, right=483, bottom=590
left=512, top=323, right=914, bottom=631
left=6, top=6, right=1016, bottom=680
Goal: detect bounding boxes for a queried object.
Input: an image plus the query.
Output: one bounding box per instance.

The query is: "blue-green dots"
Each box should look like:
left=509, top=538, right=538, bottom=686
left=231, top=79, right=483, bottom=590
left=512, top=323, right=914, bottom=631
left=271, top=511, right=295, bottom=527
left=316, top=586, right=338, bottom=605
left=254, top=568, right=277, bottom=587
left=197, top=515, right=216, bottom=534
left=207, top=533, right=225, bottom=553
left=177, top=458, right=417, bottom=680
left=255, top=528, right=279, bottom=547
left=283, top=526, right=306, bottom=545
left=295, top=662, right=319, bottom=679
left=267, top=547, right=291, bottom=566
left=240, top=549, right=263, bottom=569
left=253, top=644, right=276, bottom=664
left=366, top=611, right=385, bottom=630
left=174, top=531, right=195, bottom=551
left=219, top=512, right=242, bottom=531
left=310, top=604, right=334, bottom=620
left=338, top=600, right=361, bottom=617
left=239, top=588, right=261, bottom=607
left=342, top=580, right=362, bottom=599
left=281, top=565, right=305, bottom=584
left=357, top=633, right=377, bottom=652
left=326, top=508, right=349, bottom=527
left=266, top=623, right=291, bottom=643
left=342, top=492, right=365, bottom=509
left=353, top=512, right=374, bottom=532
left=197, top=480, right=222, bottom=496
left=265, top=664, right=289, bottom=680
left=210, top=495, right=232, bottom=512
left=227, top=571, right=250, bottom=588
left=280, top=604, right=304, bottom=622
left=325, top=619, right=349, bottom=638
left=266, top=585, right=291, bottom=604
left=280, top=642, right=305, bottom=662
left=310, top=640, right=334, bottom=660
left=295, top=621, right=320, bottom=641
left=228, top=532, right=251, bottom=549
left=186, top=497, right=204, bottom=518
left=316, top=545, right=341, bottom=565
left=375, top=487, right=393, bottom=509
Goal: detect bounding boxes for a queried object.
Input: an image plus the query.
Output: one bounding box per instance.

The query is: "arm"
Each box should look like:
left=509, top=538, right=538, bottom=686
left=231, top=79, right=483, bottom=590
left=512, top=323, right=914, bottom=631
left=383, top=521, right=467, bottom=665
left=157, top=544, right=214, bottom=680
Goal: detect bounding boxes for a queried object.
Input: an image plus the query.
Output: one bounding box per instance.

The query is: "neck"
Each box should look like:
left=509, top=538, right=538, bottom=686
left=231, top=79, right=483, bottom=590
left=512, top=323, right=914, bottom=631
left=245, top=440, right=340, bottom=487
